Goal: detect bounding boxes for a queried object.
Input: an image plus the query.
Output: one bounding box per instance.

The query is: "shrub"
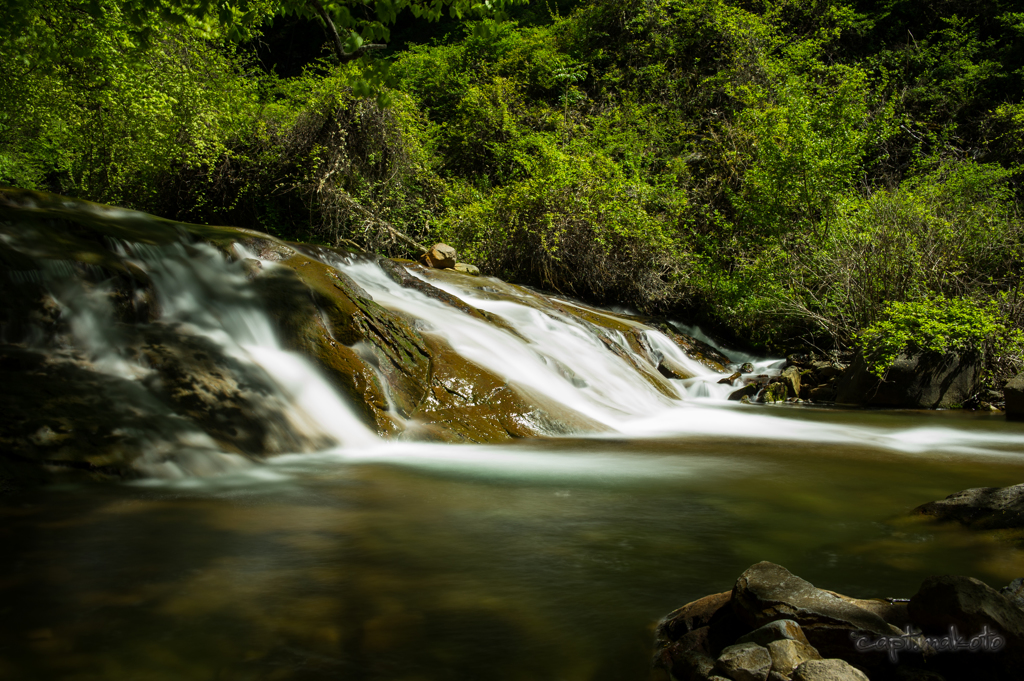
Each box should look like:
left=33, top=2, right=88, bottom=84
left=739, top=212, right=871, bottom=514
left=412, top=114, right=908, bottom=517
left=857, top=296, right=1024, bottom=381
left=438, top=149, right=687, bottom=308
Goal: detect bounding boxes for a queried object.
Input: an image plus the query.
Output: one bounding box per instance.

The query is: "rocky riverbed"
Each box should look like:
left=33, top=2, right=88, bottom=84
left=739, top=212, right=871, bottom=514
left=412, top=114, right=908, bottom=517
left=653, top=561, right=1024, bottom=681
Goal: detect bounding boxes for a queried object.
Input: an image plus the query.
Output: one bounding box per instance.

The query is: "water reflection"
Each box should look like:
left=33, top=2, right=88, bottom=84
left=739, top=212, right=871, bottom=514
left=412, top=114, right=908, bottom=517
left=2, top=428, right=1024, bottom=680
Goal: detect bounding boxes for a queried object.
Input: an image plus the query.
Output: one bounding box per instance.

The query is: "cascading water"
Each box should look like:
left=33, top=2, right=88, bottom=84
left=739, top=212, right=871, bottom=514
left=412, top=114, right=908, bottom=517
left=6, top=194, right=1024, bottom=681
left=7, top=227, right=1024, bottom=479
left=7, top=231, right=378, bottom=477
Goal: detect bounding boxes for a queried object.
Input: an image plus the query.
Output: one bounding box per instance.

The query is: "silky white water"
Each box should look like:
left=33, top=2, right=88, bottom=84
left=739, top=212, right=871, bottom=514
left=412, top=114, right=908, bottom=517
left=7, top=227, right=1024, bottom=681
left=22, top=235, right=1024, bottom=478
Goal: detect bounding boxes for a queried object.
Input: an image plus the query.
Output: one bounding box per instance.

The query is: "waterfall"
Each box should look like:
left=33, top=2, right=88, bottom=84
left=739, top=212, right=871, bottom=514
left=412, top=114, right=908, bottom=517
left=4, top=189, right=1024, bottom=484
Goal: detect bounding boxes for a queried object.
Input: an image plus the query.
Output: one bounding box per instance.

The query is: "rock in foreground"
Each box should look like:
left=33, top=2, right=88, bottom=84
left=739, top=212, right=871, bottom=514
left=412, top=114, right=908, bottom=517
left=653, top=562, right=1024, bottom=681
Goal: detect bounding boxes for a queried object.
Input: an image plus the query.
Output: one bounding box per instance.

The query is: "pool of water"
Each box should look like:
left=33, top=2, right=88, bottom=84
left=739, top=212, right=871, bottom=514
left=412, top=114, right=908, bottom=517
left=2, top=408, right=1024, bottom=681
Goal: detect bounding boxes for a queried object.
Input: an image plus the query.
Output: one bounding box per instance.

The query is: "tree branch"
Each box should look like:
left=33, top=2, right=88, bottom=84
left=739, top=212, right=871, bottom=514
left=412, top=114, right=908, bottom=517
left=305, top=0, right=386, bottom=62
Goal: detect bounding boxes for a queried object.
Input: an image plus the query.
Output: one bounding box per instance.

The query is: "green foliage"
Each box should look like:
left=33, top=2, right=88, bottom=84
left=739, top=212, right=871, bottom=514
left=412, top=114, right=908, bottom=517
left=3, top=0, right=1024, bottom=375
left=438, top=147, right=687, bottom=305
left=857, top=296, right=1024, bottom=379
left=0, top=3, right=262, bottom=204
left=768, top=160, right=1024, bottom=344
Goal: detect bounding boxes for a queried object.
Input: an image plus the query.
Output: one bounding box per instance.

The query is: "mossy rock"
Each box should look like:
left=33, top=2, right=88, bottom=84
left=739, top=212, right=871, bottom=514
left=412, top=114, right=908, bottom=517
left=409, top=335, right=608, bottom=443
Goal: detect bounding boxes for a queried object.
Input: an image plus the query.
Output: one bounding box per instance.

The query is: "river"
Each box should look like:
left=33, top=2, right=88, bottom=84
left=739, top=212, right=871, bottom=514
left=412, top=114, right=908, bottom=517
left=3, top=410, right=1024, bottom=680
left=2, top=195, right=1024, bottom=680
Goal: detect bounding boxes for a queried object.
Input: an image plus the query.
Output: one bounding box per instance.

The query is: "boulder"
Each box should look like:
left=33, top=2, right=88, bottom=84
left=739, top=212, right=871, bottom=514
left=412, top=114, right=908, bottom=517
left=834, top=350, right=981, bottom=409
left=729, top=384, right=760, bottom=401
left=731, top=562, right=901, bottom=659
left=766, top=639, right=822, bottom=676
left=1001, top=578, right=1024, bottom=609
left=453, top=262, right=480, bottom=275
left=807, top=384, right=836, bottom=403
left=713, top=642, right=772, bottom=681
left=659, top=356, right=696, bottom=380
left=913, top=483, right=1024, bottom=530
left=811, top=361, right=844, bottom=382
left=718, top=371, right=742, bottom=385
left=657, top=592, right=732, bottom=644
left=740, top=362, right=755, bottom=374
left=419, top=243, right=457, bottom=269
left=791, top=659, right=869, bottom=681
left=908, top=575, right=1024, bottom=660
left=760, top=382, right=788, bottom=404
left=736, top=620, right=812, bottom=648
left=780, top=366, right=802, bottom=398
left=1006, top=372, right=1024, bottom=421
left=665, top=649, right=716, bottom=681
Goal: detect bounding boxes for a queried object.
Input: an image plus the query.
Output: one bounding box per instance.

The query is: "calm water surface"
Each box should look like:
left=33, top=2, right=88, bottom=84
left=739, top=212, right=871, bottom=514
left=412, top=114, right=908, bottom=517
left=3, top=408, right=1024, bottom=681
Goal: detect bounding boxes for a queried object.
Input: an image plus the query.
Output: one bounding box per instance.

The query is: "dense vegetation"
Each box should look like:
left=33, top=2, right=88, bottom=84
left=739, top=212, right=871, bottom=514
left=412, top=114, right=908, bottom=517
left=2, top=0, right=1023, bottom=379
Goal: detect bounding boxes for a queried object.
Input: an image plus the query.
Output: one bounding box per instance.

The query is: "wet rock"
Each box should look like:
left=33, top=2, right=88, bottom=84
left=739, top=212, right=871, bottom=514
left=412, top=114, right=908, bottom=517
left=410, top=335, right=608, bottom=443
left=239, top=236, right=295, bottom=261
left=736, top=619, right=811, bottom=647
left=652, top=322, right=732, bottom=372
left=378, top=259, right=490, bottom=322
left=766, top=639, right=821, bottom=676
left=419, top=243, right=457, bottom=269
left=908, top=574, right=1024, bottom=667
left=135, top=325, right=324, bottom=455
left=807, top=384, right=836, bottom=403
left=665, top=649, right=716, bottom=681
left=729, top=384, right=760, bottom=401
left=834, top=350, right=981, bottom=409
left=1001, top=578, right=1024, bottom=609
left=718, top=371, right=742, bottom=385
left=760, top=382, right=788, bottom=404
left=740, top=362, right=755, bottom=374
left=1006, top=372, right=1024, bottom=421
left=240, top=257, right=262, bottom=280
left=913, top=483, right=1024, bottom=530
left=0, top=343, right=252, bottom=480
left=780, top=366, right=802, bottom=398
left=658, top=356, right=695, bottom=380
left=714, top=642, right=772, bottom=681
left=454, top=262, right=480, bottom=275
left=657, top=592, right=732, bottom=644
left=258, top=256, right=422, bottom=434
left=791, top=659, right=868, bottom=681
left=731, top=562, right=901, bottom=659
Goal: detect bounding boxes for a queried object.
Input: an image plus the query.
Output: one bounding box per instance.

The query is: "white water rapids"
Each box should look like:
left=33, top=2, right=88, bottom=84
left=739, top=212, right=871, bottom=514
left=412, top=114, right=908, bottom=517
left=30, top=235, right=1024, bottom=480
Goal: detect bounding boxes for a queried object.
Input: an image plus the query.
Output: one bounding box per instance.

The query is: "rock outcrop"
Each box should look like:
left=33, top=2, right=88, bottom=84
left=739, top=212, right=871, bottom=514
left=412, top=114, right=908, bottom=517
left=653, top=562, right=1024, bottom=681
left=834, top=351, right=981, bottom=409
left=1006, top=372, right=1024, bottom=421
left=914, top=483, right=1024, bottom=530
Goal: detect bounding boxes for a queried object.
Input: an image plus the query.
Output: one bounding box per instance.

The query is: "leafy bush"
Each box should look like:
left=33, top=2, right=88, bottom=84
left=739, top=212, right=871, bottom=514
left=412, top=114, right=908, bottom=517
left=857, top=296, right=1024, bottom=380
left=438, top=149, right=687, bottom=307
left=768, top=160, right=1023, bottom=342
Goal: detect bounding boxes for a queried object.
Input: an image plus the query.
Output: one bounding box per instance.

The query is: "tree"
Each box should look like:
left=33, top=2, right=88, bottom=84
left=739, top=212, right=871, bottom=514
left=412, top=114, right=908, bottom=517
left=2, top=0, right=526, bottom=67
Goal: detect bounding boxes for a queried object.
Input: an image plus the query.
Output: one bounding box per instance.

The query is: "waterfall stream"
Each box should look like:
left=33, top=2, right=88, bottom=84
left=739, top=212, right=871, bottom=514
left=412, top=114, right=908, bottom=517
left=4, top=196, right=1024, bottom=681
left=10, top=224, right=1024, bottom=472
